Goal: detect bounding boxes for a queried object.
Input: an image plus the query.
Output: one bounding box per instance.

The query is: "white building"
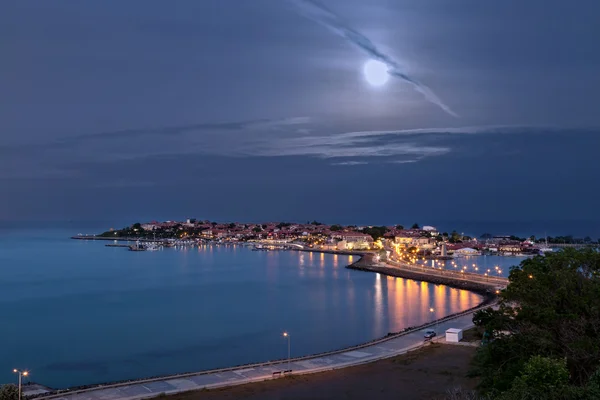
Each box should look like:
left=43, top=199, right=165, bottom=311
left=422, top=226, right=439, bottom=236
left=445, top=328, right=463, bottom=343
left=454, top=247, right=481, bottom=256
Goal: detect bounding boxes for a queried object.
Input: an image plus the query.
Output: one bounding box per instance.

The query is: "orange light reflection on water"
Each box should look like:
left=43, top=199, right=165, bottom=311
left=373, top=276, right=484, bottom=333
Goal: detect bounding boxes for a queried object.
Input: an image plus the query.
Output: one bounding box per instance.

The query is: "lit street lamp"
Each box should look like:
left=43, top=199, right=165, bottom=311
left=429, top=307, right=437, bottom=335
left=282, top=332, right=291, bottom=370
left=13, top=369, right=29, bottom=400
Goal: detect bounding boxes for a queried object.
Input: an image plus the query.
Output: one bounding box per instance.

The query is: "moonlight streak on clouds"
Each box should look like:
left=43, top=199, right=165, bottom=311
left=291, top=0, right=458, bottom=117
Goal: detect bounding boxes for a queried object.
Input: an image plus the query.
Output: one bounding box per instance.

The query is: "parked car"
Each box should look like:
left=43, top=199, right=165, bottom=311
left=424, top=330, right=436, bottom=339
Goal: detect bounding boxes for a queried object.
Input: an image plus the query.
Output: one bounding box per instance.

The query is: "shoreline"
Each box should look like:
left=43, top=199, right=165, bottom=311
left=30, top=252, right=495, bottom=397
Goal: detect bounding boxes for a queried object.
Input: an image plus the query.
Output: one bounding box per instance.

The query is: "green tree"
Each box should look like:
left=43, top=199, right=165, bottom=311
left=395, top=225, right=404, bottom=230
left=450, top=230, right=462, bottom=243
left=480, top=233, right=492, bottom=239
left=330, top=224, right=342, bottom=232
left=498, top=356, right=570, bottom=400
left=411, top=223, right=420, bottom=229
left=471, top=249, right=600, bottom=395
left=362, top=226, right=388, bottom=240
left=0, top=384, right=19, bottom=400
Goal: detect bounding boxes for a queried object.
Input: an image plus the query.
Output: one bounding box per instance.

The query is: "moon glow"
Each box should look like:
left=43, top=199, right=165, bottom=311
left=363, top=59, right=389, bottom=87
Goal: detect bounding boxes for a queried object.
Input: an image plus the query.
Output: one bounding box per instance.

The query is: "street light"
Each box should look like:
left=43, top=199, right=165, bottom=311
left=13, top=369, right=29, bottom=400
left=282, top=332, right=291, bottom=370
left=429, top=307, right=437, bottom=335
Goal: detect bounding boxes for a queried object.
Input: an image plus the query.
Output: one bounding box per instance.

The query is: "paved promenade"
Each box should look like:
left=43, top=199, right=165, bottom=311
left=38, top=311, right=480, bottom=400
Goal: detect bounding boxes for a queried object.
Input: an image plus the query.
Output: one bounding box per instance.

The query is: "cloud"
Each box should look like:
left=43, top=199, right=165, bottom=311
left=388, top=159, right=419, bottom=164
left=290, top=0, right=458, bottom=117
left=0, top=121, right=576, bottom=181
left=331, top=161, right=369, bottom=166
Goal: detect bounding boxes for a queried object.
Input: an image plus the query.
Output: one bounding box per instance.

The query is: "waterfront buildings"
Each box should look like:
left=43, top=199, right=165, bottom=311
left=105, top=220, right=576, bottom=256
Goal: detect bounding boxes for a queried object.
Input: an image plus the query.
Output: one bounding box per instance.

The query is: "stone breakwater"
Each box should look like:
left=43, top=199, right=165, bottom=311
left=347, top=254, right=499, bottom=299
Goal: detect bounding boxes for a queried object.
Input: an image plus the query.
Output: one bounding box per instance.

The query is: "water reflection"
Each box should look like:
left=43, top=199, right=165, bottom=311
left=376, top=275, right=482, bottom=334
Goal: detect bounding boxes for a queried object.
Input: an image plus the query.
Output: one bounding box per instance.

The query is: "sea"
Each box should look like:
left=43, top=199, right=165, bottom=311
left=0, top=228, right=525, bottom=389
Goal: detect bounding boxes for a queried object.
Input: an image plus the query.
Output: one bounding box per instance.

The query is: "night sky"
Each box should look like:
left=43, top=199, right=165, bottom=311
left=2, top=1, right=599, bottom=235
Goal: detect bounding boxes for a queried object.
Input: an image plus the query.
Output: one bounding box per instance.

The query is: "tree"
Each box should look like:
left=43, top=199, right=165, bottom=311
left=0, top=384, right=19, bottom=400
left=471, top=249, right=600, bottom=395
left=405, top=245, right=415, bottom=252
left=395, top=225, right=404, bottom=230
left=449, top=230, right=462, bottom=243
left=330, top=224, right=342, bottom=232
left=411, top=223, right=420, bottom=229
left=132, top=222, right=142, bottom=230
left=480, top=233, right=492, bottom=239
left=498, top=356, right=570, bottom=400
left=362, top=226, right=388, bottom=240
left=252, top=227, right=262, bottom=233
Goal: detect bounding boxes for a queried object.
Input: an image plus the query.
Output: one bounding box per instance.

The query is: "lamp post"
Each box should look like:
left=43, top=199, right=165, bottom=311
left=429, top=307, right=437, bottom=335
left=282, top=332, right=291, bottom=370
left=13, top=369, right=29, bottom=400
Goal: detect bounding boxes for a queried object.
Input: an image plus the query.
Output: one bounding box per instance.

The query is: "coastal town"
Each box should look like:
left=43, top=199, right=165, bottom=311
left=84, top=218, right=597, bottom=257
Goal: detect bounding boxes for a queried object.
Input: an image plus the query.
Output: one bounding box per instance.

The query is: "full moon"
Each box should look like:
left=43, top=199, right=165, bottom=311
left=363, top=59, right=389, bottom=87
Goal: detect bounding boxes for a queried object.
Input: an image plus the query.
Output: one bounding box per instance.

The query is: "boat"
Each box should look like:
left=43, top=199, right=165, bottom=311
left=538, top=235, right=553, bottom=254
left=128, top=245, right=146, bottom=251
left=128, top=240, right=148, bottom=251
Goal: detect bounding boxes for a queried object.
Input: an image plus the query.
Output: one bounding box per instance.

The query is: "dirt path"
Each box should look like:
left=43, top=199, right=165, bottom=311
left=165, top=344, right=477, bottom=400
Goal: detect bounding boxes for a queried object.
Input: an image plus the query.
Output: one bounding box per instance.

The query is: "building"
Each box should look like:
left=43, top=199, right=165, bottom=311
left=453, top=247, right=482, bottom=256
left=395, top=230, right=432, bottom=247
left=445, top=328, right=463, bottom=343
left=335, top=232, right=373, bottom=250
left=422, top=226, right=439, bottom=236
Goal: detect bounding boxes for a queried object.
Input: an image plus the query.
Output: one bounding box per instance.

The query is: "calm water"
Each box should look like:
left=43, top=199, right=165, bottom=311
left=0, top=230, right=482, bottom=388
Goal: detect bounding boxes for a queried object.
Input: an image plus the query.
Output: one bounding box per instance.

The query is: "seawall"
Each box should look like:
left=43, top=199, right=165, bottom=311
left=347, top=254, right=499, bottom=298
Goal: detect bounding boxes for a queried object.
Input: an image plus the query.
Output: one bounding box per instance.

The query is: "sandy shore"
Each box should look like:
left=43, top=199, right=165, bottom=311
left=162, top=343, right=477, bottom=400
